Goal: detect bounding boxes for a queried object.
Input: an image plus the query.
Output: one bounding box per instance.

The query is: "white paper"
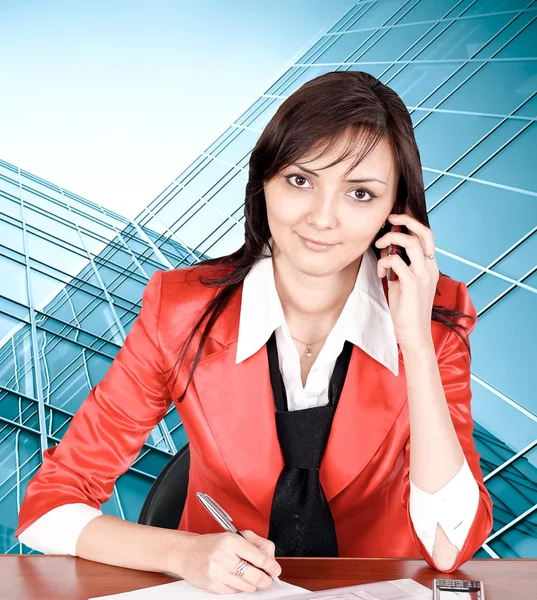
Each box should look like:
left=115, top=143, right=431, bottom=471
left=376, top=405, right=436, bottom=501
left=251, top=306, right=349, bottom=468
left=89, top=578, right=307, bottom=600
left=280, top=580, right=431, bottom=600
left=89, top=578, right=431, bottom=600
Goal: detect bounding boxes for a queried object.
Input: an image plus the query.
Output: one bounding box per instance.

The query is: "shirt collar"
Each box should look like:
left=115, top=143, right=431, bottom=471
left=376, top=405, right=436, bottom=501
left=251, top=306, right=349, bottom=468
left=235, top=240, right=399, bottom=376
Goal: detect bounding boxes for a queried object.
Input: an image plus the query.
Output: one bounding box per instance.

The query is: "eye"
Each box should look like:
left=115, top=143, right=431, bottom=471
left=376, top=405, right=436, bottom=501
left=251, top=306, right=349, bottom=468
left=285, top=173, right=312, bottom=188
left=349, top=188, right=377, bottom=203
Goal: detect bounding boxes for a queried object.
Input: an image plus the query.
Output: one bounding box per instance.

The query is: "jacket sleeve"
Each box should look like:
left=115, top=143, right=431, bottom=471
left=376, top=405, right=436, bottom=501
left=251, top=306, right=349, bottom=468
left=15, top=270, right=173, bottom=541
left=401, top=281, right=494, bottom=572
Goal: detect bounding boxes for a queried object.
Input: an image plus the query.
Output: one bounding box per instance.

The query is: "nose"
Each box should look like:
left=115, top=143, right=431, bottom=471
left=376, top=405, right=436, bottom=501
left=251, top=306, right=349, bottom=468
left=306, top=192, right=338, bottom=230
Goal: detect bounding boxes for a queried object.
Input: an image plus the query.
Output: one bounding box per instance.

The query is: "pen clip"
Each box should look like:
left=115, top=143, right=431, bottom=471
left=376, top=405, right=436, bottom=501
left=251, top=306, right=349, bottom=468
left=196, top=493, right=239, bottom=533
left=209, top=495, right=234, bottom=523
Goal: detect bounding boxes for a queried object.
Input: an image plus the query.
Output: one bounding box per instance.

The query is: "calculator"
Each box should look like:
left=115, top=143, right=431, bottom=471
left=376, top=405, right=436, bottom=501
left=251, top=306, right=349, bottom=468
left=433, top=578, right=485, bottom=599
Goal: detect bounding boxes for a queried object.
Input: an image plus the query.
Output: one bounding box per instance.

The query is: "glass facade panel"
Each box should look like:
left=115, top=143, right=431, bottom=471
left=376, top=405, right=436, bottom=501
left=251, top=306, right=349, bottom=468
left=27, top=232, right=89, bottom=277
left=0, top=428, right=41, bottom=553
left=245, top=98, right=286, bottom=130
left=71, top=209, right=117, bottom=241
left=197, top=220, right=245, bottom=257
left=472, top=286, right=536, bottom=414
left=115, top=470, right=154, bottom=523
left=472, top=383, right=537, bottom=466
left=23, top=205, right=83, bottom=248
left=398, top=0, right=466, bottom=23
left=513, top=93, right=537, bottom=118
left=327, top=3, right=368, bottom=34
left=206, top=170, right=247, bottom=216
left=414, top=112, right=502, bottom=172
left=313, top=31, right=379, bottom=64
left=171, top=203, right=230, bottom=251
left=341, top=0, right=408, bottom=30
left=487, top=446, right=537, bottom=530
left=0, top=174, right=22, bottom=199
left=0, top=322, right=35, bottom=398
left=0, top=219, right=24, bottom=255
left=472, top=123, right=537, bottom=193
left=21, top=191, right=72, bottom=222
left=0, top=256, right=28, bottom=306
left=417, top=13, right=514, bottom=60
left=429, top=181, right=537, bottom=266
left=351, top=23, right=432, bottom=62
left=0, top=195, right=21, bottom=221
left=214, top=128, right=258, bottom=165
left=450, top=119, right=528, bottom=177
left=489, top=511, right=537, bottom=559
left=464, top=0, right=532, bottom=17
left=473, top=10, right=537, bottom=59
left=150, top=187, right=198, bottom=233
left=493, top=231, right=537, bottom=280
left=386, top=61, right=469, bottom=106
left=467, top=272, right=512, bottom=312
left=182, top=158, right=234, bottom=198
left=440, top=61, right=537, bottom=114
left=273, top=65, right=340, bottom=97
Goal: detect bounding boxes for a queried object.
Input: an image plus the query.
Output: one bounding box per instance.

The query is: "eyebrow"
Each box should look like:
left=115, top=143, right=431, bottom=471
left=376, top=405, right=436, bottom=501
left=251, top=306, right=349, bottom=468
left=290, top=163, right=388, bottom=186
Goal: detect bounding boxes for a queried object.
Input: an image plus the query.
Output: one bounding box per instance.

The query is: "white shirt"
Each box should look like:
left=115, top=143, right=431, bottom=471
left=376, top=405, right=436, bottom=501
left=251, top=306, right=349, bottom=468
left=18, top=246, right=479, bottom=557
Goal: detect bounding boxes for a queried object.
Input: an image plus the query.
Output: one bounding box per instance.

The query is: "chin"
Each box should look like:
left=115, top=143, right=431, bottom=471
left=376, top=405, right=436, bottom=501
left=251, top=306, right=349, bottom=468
left=291, top=253, right=341, bottom=278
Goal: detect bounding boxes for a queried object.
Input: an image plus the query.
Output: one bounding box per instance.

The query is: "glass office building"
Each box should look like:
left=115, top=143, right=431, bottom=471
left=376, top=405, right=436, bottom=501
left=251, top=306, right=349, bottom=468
left=0, top=158, right=201, bottom=552
left=1, top=0, right=536, bottom=558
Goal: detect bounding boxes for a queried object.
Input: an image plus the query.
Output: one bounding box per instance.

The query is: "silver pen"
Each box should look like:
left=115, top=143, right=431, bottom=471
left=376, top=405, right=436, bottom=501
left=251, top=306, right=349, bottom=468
left=196, top=492, right=283, bottom=586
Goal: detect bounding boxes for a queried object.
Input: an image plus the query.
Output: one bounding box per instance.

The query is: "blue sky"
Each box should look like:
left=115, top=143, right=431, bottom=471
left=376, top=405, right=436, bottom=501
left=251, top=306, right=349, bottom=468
left=0, top=0, right=356, bottom=218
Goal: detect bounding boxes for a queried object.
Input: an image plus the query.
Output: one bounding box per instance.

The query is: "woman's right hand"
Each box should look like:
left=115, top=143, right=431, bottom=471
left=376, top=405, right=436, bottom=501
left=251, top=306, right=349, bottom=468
left=168, top=530, right=283, bottom=594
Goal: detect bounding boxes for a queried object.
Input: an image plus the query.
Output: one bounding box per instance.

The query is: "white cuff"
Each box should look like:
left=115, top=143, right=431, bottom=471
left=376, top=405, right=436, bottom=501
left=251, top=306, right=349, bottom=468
left=18, top=503, right=103, bottom=555
left=409, top=458, right=480, bottom=555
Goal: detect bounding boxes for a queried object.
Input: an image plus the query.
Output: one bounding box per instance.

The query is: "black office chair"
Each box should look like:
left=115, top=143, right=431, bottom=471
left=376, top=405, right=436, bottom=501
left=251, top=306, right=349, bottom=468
left=138, top=443, right=190, bottom=530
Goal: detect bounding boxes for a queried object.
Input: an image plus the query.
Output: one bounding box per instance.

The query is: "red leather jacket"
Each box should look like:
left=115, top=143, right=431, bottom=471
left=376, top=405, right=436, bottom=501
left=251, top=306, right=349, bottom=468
left=16, top=264, right=493, bottom=572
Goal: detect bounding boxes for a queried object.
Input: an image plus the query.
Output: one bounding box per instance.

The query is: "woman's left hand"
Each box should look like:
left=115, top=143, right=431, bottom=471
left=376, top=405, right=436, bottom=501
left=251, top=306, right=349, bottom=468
left=375, top=212, right=439, bottom=350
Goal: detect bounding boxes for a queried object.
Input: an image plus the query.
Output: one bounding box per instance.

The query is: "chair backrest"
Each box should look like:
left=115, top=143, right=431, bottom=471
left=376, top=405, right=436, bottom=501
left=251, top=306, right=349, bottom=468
left=138, top=443, right=190, bottom=530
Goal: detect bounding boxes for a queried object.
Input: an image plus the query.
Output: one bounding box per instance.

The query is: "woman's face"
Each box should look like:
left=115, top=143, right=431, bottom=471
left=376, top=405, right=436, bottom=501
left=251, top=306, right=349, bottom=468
left=264, top=132, right=398, bottom=277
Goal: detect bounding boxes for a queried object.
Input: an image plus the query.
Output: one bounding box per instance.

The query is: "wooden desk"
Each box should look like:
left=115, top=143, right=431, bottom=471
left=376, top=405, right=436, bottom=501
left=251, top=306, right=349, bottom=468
left=4, top=556, right=536, bottom=600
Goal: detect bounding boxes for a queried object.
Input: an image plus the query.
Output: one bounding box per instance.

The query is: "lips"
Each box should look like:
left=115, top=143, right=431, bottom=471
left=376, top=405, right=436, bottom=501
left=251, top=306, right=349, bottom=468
left=299, top=235, right=337, bottom=247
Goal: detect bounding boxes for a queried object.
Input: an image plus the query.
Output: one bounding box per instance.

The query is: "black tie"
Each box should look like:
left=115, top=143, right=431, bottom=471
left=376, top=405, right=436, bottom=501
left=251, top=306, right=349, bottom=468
left=266, top=331, right=353, bottom=557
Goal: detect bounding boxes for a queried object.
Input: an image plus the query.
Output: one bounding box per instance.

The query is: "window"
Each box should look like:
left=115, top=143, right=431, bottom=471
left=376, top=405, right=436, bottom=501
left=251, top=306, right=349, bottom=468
left=354, top=22, right=432, bottom=63
left=472, top=124, right=537, bottom=194
left=417, top=13, right=513, bottom=61
left=471, top=286, right=536, bottom=417
left=441, top=60, right=537, bottom=115
left=0, top=255, right=28, bottom=305
left=415, top=110, right=502, bottom=172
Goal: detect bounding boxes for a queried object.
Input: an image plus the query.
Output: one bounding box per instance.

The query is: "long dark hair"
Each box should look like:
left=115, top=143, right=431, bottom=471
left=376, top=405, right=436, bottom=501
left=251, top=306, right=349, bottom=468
left=166, top=71, right=473, bottom=402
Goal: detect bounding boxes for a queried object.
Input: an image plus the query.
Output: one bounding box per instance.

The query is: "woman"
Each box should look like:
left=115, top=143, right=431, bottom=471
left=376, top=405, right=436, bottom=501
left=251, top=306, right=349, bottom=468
left=16, top=71, right=493, bottom=594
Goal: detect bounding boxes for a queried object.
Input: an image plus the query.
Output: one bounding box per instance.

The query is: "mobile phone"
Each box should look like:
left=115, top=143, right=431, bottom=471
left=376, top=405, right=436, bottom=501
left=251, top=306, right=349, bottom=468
left=386, top=198, right=408, bottom=282
left=433, top=578, right=485, bottom=599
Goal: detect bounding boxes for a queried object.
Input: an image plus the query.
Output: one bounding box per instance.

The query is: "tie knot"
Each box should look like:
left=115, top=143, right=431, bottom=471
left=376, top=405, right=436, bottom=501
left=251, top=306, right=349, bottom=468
left=275, top=405, right=334, bottom=469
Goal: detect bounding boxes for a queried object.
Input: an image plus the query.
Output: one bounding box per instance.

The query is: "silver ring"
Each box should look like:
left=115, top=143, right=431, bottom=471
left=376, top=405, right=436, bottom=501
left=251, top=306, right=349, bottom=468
left=426, top=253, right=435, bottom=260
left=235, top=559, right=249, bottom=578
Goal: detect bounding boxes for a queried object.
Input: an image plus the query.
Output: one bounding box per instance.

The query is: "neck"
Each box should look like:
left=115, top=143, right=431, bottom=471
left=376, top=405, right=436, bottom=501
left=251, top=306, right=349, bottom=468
left=272, top=245, right=362, bottom=328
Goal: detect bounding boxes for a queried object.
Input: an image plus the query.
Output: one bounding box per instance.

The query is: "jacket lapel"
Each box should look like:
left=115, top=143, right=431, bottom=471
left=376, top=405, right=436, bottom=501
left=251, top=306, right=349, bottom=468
left=320, top=276, right=406, bottom=501
left=191, top=284, right=284, bottom=519
left=320, top=344, right=406, bottom=502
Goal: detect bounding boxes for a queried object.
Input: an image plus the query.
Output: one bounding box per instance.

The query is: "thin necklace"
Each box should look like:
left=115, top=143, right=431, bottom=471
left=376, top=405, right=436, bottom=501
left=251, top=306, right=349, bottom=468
left=290, top=333, right=329, bottom=358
